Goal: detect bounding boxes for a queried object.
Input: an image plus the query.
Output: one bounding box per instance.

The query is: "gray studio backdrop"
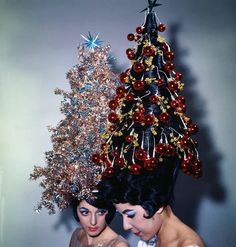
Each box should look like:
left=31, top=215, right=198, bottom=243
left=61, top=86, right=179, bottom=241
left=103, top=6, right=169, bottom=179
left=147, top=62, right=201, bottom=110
left=0, top=0, right=235, bottom=246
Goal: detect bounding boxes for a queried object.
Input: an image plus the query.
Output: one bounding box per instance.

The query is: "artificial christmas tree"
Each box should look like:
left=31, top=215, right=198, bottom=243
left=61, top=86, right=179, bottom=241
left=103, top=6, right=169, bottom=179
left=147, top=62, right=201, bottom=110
left=30, top=35, right=118, bottom=214
left=94, top=4, right=202, bottom=179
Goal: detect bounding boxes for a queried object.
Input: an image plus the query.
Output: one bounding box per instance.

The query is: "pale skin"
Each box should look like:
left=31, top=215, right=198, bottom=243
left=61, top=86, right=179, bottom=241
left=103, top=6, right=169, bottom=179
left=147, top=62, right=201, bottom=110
left=70, top=200, right=128, bottom=247
left=116, top=203, right=205, bottom=247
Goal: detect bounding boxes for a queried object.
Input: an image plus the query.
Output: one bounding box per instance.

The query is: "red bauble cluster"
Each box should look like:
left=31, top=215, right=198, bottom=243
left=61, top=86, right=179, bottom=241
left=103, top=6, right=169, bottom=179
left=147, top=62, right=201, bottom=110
left=115, top=157, right=125, bottom=167
left=126, top=93, right=134, bottom=101
left=108, top=112, right=118, bottom=123
left=179, top=136, right=193, bottom=150
left=125, top=135, right=134, bottom=143
left=165, top=51, right=174, bottom=61
left=133, top=80, right=145, bottom=90
left=184, top=123, right=199, bottom=136
left=143, top=46, right=155, bottom=56
left=159, top=112, right=170, bottom=123
left=133, top=62, right=145, bottom=73
left=144, top=114, right=155, bottom=125
left=143, top=158, right=157, bottom=171
left=149, top=95, right=159, bottom=104
left=108, top=99, right=119, bottom=110
left=135, top=148, right=147, bottom=160
left=170, top=96, right=186, bottom=113
left=155, top=143, right=175, bottom=156
left=175, top=72, right=182, bottom=81
left=164, top=62, right=174, bottom=72
left=130, top=164, right=142, bottom=175
left=180, top=153, right=202, bottom=178
left=132, top=112, right=143, bottom=123
left=168, top=80, right=179, bottom=92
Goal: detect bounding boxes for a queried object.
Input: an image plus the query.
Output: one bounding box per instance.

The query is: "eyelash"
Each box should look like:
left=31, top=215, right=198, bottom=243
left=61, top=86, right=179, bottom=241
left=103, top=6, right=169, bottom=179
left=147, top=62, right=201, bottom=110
left=97, top=210, right=107, bottom=215
left=80, top=210, right=89, bottom=216
left=126, top=212, right=136, bottom=218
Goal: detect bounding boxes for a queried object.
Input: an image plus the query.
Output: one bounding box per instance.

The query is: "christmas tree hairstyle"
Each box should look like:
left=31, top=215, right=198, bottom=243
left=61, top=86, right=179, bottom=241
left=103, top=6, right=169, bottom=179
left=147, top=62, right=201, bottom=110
left=91, top=2, right=202, bottom=180
left=30, top=34, right=119, bottom=214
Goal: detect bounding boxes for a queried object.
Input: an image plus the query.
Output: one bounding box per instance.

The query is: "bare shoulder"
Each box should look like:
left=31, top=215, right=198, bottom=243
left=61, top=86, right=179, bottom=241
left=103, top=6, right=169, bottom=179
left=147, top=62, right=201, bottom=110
left=112, top=242, right=129, bottom=247
left=181, top=238, right=205, bottom=247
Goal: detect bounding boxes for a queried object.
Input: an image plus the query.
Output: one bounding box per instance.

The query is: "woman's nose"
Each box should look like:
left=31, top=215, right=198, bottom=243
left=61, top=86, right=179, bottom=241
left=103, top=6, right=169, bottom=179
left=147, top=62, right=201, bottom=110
left=123, top=217, right=132, bottom=230
left=90, top=213, right=97, bottom=226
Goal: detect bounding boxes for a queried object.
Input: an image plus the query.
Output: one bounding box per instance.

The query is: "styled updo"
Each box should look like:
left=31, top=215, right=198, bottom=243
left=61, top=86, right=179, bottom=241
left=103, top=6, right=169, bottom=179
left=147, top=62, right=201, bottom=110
left=98, top=157, right=179, bottom=218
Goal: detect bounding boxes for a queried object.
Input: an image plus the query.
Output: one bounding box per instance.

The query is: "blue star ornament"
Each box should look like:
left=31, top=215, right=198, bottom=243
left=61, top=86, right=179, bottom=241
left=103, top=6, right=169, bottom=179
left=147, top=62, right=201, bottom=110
left=81, top=33, right=103, bottom=51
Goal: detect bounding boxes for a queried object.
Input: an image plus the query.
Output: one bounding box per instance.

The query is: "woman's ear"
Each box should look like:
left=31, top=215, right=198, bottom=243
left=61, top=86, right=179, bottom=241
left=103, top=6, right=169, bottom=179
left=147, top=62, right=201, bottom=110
left=156, top=207, right=164, bottom=214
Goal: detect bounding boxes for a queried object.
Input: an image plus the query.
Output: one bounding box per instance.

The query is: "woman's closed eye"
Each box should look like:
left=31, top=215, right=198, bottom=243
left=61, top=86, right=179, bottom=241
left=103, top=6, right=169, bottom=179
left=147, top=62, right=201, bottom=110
left=125, top=210, right=136, bottom=218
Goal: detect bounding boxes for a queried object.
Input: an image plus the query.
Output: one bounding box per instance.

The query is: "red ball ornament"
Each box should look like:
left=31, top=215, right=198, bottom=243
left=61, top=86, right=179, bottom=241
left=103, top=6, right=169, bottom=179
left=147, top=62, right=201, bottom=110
left=144, top=114, right=155, bottom=125
left=136, top=26, right=144, bottom=34
left=130, top=164, right=142, bottom=175
left=143, top=46, right=154, bottom=56
left=127, top=53, right=136, bottom=60
left=143, top=158, right=157, bottom=171
left=161, top=42, right=169, bottom=52
left=108, top=112, right=118, bottom=123
left=101, top=143, right=107, bottom=151
left=158, top=23, right=166, bottom=32
left=176, top=104, right=186, bottom=113
left=188, top=123, right=199, bottom=135
left=165, top=145, right=175, bottom=156
left=116, top=86, right=126, bottom=95
left=164, top=62, right=174, bottom=72
left=132, top=112, right=143, bottom=123
left=180, top=159, right=191, bottom=173
left=134, top=35, right=141, bottom=41
left=125, top=135, right=134, bottom=143
left=175, top=72, right=182, bottom=81
left=170, top=100, right=178, bottom=108
left=101, top=167, right=114, bottom=179
left=168, top=80, right=178, bottom=92
left=176, top=96, right=185, bottom=104
left=155, top=143, right=167, bottom=155
left=159, top=112, right=170, bottom=123
left=127, top=33, right=135, bottom=41
left=135, top=149, right=147, bottom=160
left=180, top=137, right=192, bottom=149
left=91, top=153, right=100, bottom=164
left=133, top=62, right=145, bottom=73
left=133, top=80, right=145, bottom=90
left=108, top=125, right=116, bottom=132
left=119, top=72, right=129, bottom=84
left=100, top=153, right=108, bottom=162
left=149, top=95, right=159, bottom=104
left=156, top=78, right=165, bottom=86
left=112, top=150, right=120, bottom=157
left=108, top=99, right=119, bottom=110
left=165, top=51, right=174, bottom=61
left=138, top=107, right=145, bottom=114
left=115, top=157, right=125, bottom=167
left=126, top=48, right=133, bottom=55
left=126, top=93, right=134, bottom=101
